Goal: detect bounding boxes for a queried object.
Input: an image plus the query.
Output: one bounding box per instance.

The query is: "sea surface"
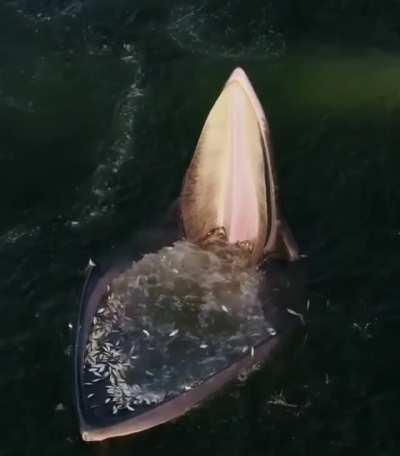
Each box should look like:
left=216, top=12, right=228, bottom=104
left=1, top=1, right=400, bottom=455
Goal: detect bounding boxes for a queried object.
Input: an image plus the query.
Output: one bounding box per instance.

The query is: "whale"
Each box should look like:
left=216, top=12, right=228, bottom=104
left=180, top=67, right=299, bottom=264
left=74, top=68, right=304, bottom=442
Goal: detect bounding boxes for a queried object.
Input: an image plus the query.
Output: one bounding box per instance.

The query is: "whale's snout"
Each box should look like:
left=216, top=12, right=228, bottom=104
left=180, top=68, right=299, bottom=264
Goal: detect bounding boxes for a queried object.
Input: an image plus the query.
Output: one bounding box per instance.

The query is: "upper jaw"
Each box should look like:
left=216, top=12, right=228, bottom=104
left=180, top=67, right=299, bottom=264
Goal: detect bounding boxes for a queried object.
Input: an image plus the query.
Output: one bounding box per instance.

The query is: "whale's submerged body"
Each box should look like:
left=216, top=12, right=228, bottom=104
left=75, top=68, right=304, bottom=442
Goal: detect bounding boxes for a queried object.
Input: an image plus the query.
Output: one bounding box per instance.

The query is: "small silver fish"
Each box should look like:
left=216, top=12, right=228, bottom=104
left=286, top=308, right=305, bottom=325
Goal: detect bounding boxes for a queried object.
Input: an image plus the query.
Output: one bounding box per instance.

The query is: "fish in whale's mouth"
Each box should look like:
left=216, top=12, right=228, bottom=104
left=180, top=67, right=298, bottom=263
left=75, top=68, right=302, bottom=442
left=83, top=240, right=272, bottom=414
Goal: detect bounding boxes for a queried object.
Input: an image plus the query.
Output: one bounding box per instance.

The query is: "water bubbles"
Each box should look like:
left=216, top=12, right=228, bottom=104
left=84, top=240, right=274, bottom=411
left=169, top=2, right=286, bottom=60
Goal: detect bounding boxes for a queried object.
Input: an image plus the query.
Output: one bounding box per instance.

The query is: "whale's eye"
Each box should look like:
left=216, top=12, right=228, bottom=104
left=203, top=226, right=227, bottom=243
left=236, top=240, right=254, bottom=253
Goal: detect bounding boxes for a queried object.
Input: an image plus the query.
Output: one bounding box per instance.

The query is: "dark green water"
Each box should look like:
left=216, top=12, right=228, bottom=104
left=1, top=1, right=400, bottom=455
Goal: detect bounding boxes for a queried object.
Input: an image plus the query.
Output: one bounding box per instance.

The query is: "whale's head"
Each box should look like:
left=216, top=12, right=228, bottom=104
left=180, top=68, right=299, bottom=264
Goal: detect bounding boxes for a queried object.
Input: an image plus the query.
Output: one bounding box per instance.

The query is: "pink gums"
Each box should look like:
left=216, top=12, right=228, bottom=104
left=226, top=85, right=259, bottom=243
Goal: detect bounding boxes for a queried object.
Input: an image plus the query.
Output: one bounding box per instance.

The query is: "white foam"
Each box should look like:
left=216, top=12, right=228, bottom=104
left=168, top=2, right=285, bottom=59
left=85, top=241, right=275, bottom=411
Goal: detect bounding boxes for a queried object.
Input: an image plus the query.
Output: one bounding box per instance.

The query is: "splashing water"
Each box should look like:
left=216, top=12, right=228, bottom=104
left=85, top=240, right=276, bottom=413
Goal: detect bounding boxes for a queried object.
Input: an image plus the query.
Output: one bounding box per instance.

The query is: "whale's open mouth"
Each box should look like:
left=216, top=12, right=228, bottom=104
left=75, top=243, right=304, bottom=442
left=74, top=68, right=302, bottom=443
left=181, top=68, right=298, bottom=263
